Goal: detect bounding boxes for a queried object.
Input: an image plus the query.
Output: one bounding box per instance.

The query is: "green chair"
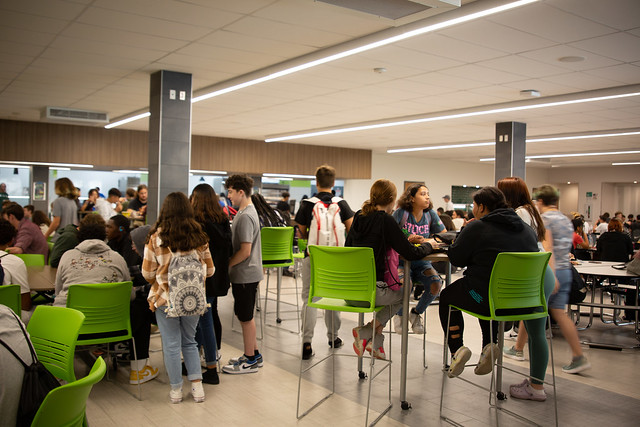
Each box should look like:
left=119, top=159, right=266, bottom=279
left=15, top=253, right=45, bottom=267
left=297, top=245, right=392, bottom=427
left=261, top=227, right=299, bottom=331
left=439, top=252, right=557, bottom=427
left=47, top=241, right=54, bottom=265
left=27, top=305, right=85, bottom=383
left=66, top=281, right=142, bottom=400
left=31, top=356, right=107, bottom=427
left=0, top=284, right=22, bottom=316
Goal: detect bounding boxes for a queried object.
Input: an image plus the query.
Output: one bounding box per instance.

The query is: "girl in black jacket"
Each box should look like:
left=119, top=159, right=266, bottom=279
left=345, top=179, right=438, bottom=360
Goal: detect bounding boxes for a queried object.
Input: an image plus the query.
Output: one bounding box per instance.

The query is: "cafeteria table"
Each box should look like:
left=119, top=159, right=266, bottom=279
left=399, top=252, right=450, bottom=410
left=27, top=265, right=57, bottom=303
left=572, top=260, right=640, bottom=349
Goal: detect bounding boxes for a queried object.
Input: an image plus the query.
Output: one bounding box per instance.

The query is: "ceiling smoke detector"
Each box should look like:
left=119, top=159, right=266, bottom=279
left=520, top=89, right=541, bottom=98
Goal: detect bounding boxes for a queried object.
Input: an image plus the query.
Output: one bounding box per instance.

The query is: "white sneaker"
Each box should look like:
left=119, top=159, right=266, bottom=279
left=475, top=343, right=500, bottom=375
left=504, top=328, right=518, bottom=341
left=169, top=387, right=183, bottom=404
left=409, top=311, right=424, bottom=334
left=191, top=381, right=205, bottom=403
left=393, top=315, right=403, bottom=334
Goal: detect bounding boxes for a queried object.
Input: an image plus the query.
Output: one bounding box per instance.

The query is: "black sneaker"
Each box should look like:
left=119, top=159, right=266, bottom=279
left=329, top=337, right=343, bottom=348
left=202, top=368, right=220, bottom=385
left=302, top=343, right=314, bottom=360
left=413, top=284, right=424, bottom=300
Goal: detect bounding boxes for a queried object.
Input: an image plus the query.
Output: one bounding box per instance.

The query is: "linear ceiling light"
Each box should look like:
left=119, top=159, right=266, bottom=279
left=480, top=150, right=640, bottom=161
left=263, top=173, right=315, bottom=179
left=0, top=161, right=94, bottom=168
left=190, top=170, right=227, bottom=175
left=112, top=169, right=148, bottom=174
left=387, top=129, right=640, bottom=153
left=612, top=162, right=640, bottom=166
left=105, top=112, right=150, bottom=129
left=269, top=90, right=640, bottom=142
left=105, top=0, right=538, bottom=128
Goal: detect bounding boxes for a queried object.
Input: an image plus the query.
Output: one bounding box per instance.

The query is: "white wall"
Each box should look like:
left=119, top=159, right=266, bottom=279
left=548, top=165, right=640, bottom=220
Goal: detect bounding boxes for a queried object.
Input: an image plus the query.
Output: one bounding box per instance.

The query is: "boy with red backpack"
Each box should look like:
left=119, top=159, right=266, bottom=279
left=295, top=165, right=355, bottom=360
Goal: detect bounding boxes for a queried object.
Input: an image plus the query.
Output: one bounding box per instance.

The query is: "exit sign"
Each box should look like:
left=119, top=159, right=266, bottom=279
left=586, top=192, right=593, bottom=197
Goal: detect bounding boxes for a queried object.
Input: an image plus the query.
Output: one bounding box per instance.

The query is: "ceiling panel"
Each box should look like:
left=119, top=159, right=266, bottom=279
left=0, top=0, right=637, bottom=169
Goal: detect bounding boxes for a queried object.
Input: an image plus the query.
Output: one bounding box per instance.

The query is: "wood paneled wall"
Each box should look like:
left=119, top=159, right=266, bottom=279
left=0, top=120, right=371, bottom=179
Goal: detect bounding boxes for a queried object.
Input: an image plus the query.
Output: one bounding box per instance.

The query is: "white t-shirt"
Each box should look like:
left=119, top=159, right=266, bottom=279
left=595, top=222, right=608, bottom=234
left=94, top=198, right=117, bottom=222
left=515, top=207, right=544, bottom=251
left=452, top=217, right=465, bottom=231
left=0, top=251, right=29, bottom=294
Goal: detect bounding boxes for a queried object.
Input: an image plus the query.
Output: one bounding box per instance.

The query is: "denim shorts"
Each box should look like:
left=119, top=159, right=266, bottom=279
left=548, top=268, right=572, bottom=309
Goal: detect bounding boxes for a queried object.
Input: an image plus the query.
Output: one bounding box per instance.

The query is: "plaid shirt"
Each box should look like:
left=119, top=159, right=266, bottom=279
left=142, top=231, right=214, bottom=308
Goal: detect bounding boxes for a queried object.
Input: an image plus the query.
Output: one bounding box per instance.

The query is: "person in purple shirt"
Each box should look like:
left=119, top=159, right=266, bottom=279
left=2, top=202, right=49, bottom=263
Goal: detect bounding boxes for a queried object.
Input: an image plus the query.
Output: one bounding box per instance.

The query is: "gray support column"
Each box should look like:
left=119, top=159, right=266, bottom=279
left=147, top=70, right=192, bottom=224
left=31, top=166, right=49, bottom=213
left=494, top=122, right=526, bottom=185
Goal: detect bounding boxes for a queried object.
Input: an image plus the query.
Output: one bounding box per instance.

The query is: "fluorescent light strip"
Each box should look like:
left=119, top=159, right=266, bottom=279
left=480, top=150, right=640, bottom=161
left=190, top=170, right=227, bottom=175
left=0, top=161, right=93, bottom=168
left=194, top=1, right=537, bottom=103
left=270, top=91, right=640, bottom=142
left=388, top=130, right=640, bottom=153
left=105, top=1, right=538, bottom=128
left=612, top=162, right=640, bottom=166
left=263, top=173, right=315, bottom=179
left=50, top=167, right=71, bottom=171
left=0, top=165, right=29, bottom=169
left=105, top=112, right=151, bottom=129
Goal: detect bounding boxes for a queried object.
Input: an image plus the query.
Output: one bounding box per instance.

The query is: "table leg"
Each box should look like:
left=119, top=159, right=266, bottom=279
left=400, top=259, right=411, bottom=410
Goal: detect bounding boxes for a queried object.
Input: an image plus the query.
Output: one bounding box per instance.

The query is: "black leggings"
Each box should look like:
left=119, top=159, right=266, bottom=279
left=438, top=278, right=498, bottom=354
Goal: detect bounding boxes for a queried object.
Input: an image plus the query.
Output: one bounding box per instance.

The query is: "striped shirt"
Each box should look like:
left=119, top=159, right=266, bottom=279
left=142, top=231, right=214, bottom=308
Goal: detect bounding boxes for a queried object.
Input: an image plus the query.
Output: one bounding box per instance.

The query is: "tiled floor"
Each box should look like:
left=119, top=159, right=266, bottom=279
left=85, top=272, right=640, bottom=426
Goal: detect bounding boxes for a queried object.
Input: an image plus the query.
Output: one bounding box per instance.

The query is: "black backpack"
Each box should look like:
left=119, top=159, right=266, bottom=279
left=0, top=310, right=61, bottom=427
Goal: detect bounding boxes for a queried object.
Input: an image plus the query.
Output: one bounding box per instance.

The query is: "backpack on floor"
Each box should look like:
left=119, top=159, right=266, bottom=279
left=306, top=196, right=345, bottom=247
left=165, top=250, right=208, bottom=318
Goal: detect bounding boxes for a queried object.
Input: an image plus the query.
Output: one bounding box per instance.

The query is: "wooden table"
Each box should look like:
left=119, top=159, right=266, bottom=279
left=27, top=265, right=56, bottom=302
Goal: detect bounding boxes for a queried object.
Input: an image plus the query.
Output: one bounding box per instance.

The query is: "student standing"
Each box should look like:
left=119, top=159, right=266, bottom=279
left=190, top=184, right=233, bottom=384
left=44, top=177, right=78, bottom=241
left=222, top=175, right=264, bottom=374
left=295, top=165, right=354, bottom=360
left=143, top=192, right=214, bottom=403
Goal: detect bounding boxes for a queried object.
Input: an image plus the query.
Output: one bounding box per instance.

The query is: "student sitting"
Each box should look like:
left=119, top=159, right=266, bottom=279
left=346, top=179, right=438, bottom=359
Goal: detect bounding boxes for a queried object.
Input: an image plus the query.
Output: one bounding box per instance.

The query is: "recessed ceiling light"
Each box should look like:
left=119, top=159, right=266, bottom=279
left=558, top=56, right=585, bottom=63
left=374, top=67, right=387, bottom=74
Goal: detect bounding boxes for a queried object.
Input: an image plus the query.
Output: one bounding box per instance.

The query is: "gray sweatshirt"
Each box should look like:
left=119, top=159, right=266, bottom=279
left=53, top=239, right=130, bottom=307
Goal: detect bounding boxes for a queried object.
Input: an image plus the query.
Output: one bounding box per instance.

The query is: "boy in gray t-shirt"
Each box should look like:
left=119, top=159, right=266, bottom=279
left=222, top=175, right=264, bottom=375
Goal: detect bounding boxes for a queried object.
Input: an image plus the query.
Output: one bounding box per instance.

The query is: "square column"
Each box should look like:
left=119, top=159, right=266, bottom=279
left=494, top=121, right=526, bottom=184
left=147, top=70, right=192, bottom=224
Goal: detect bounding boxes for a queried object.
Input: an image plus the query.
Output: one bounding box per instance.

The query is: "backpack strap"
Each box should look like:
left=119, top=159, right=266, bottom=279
left=0, top=337, right=29, bottom=368
left=400, top=210, right=410, bottom=229
left=0, top=309, right=35, bottom=366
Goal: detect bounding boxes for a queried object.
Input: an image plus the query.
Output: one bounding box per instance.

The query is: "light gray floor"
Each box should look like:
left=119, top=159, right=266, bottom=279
left=84, top=272, right=640, bottom=426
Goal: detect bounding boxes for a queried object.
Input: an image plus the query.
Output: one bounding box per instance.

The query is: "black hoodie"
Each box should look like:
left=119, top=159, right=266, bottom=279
left=345, top=210, right=433, bottom=282
left=448, top=208, right=538, bottom=290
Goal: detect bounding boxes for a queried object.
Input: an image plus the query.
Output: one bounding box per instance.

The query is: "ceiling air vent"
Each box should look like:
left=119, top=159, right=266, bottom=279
left=317, top=0, right=460, bottom=24
left=42, top=107, right=109, bottom=124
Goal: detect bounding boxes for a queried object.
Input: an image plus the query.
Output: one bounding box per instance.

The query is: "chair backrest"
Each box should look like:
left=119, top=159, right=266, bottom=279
left=488, top=252, right=552, bottom=321
left=31, top=356, right=106, bottom=427
left=261, top=226, right=294, bottom=267
left=297, top=238, right=308, bottom=254
left=27, top=305, right=85, bottom=383
left=15, top=253, right=45, bottom=267
left=0, top=284, right=22, bottom=316
left=47, top=242, right=54, bottom=265
left=308, top=245, right=376, bottom=307
left=66, top=281, right=133, bottom=346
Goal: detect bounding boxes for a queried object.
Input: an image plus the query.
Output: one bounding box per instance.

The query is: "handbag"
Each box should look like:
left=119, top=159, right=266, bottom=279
left=627, top=256, right=640, bottom=276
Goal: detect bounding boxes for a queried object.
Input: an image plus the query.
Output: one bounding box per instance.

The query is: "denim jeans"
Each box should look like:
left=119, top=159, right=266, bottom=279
left=196, top=296, right=218, bottom=366
left=397, top=259, right=442, bottom=316
left=155, top=306, right=202, bottom=388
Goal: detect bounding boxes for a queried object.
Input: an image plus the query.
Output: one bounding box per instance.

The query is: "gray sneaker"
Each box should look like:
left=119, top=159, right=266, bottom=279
left=562, top=356, right=591, bottom=374
left=474, top=343, right=500, bottom=375
left=503, top=345, right=525, bottom=361
left=409, top=311, right=424, bottom=334
left=448, top=346, right=471, bottom=378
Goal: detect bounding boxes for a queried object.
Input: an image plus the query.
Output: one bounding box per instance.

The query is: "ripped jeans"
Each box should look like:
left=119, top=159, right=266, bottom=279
left=397, top=259, right=442, bottom=316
